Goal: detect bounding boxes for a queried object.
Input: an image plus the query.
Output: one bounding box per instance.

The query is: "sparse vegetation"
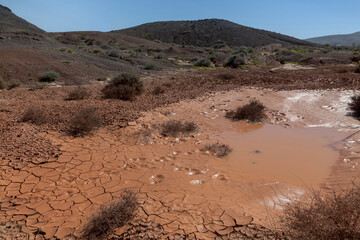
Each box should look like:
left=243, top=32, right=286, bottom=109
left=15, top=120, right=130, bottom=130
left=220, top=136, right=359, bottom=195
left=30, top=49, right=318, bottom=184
left=39, top=71, right=59, bottom=82
left=194, top=58, right=212, bottom=67
left=0, top=77, right=6, bottom=90
left=160, top=120, right=198, bottom=137
left=81, top=190, right=138, bottom=240
left=348, top=95, right=360, bottom=118
left=226, top=100, right=266, bottom=123
left=102, top=73, right=144, bottom=100
left=68, top=108, right=101, bottom=136
left=29, top=83, right=46, bottom=91
left=144, top=62, right=157, bottom=70
left=355, top=63, right=360, bottom=73
left=7, top=80, right=21, bottom=90
left=154, top=53, right=166, bottom=59
left=66, top=87, right=89, bottom=100
left=21, top=106, right=47, bottom=125
left=281, top=184, right=360, bottom=239
left=224, top=55, right=245, bottom=68
left=108, top=50, right=120, bottom=58
left=153, top=86, right=165, bottom=95
left=202, top=143, right=232, bottom=157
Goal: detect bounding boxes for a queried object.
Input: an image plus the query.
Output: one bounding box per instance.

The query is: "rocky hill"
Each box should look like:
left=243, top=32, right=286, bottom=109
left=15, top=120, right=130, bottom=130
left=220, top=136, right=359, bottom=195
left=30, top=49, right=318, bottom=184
left=0, top=4, right=44, bottom=34
left=307, top=32, right=360, bottom=46
left=115, top=19, right=314, bottom=47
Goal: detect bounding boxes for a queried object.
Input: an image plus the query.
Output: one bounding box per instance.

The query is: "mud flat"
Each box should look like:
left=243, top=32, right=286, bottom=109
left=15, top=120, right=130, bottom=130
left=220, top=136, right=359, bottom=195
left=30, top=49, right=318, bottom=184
left=1, top=87, right=359, bottom=239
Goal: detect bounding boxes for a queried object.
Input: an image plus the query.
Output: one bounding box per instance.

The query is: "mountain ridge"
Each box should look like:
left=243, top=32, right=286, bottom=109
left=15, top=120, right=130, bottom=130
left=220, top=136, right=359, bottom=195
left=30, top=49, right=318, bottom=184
left=307, top=31, right=360, bottom=46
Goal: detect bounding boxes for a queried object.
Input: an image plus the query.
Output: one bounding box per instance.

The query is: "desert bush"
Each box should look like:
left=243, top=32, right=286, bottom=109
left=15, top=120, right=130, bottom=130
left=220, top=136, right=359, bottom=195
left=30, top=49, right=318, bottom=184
left=7, top=80, right=21, bottom=90
left=350, top=56, right=360, bottom=62
left=218, top=72, right=236, bottom=80
left=154, top=53, right=165, bottom=59
left=153, top=86, right=165, bottom=95
left=355, top=63, right=360, bottom=73
left=160, top=120, right=198, bottom=137
left=66, top=88, right=89, bottom=100
left=68, top=108, right=101, bottom=136
left=144, top=62, right=157, bottom=70
left=29, top=83, right=46, bottom=91
left=348, top=95, right=360, bottom=118
left=194, top=58, right=212, bottom=67
left=81, top=190, right=138, bottom=240
left=202, top=143, right=232, bottom=157
left=226, top=100, right=266, bottom=123
left=21, top=107, right=47, bottom=125
left=281, top=184, right=360, bottom=239
left=0, top=77, right=6, bottom=90
left=224, top=55, right=245, bottom=68
left=102, top=73, right=144, bottom=100
left=39, top=71, right=59, bottom=82
left=108, top=50, right=120, bottom=58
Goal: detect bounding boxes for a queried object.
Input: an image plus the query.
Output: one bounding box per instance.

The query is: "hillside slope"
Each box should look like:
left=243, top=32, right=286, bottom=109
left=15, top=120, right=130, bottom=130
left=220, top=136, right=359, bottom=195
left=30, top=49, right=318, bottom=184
left=115, top=19, right=314, bottom=47
left=307, top=32, right=360, bottom=46
left=0, top=4, right=44, bottom=34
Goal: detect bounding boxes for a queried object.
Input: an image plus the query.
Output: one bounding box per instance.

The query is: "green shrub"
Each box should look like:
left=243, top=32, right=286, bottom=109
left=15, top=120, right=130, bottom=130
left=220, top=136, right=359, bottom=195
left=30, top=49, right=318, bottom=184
left=39, top=71, right=59, bottom=82
left=226, top=100, right=266, bottom=123
left=224, top=55, right=245, bottom=68
left=194, top=58, right=212, bottom=67
left=102, top=73, right=144, bottom=100
left=144, top=62, right=157, bottom=70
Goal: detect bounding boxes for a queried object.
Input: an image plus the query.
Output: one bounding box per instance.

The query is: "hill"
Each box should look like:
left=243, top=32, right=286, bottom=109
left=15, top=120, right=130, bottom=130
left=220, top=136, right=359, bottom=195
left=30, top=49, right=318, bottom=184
left=0, top=4, right=44, bottom=34
left=115, top=19, right=314, bottom=47
left=307, top=32, right=360, bottom=46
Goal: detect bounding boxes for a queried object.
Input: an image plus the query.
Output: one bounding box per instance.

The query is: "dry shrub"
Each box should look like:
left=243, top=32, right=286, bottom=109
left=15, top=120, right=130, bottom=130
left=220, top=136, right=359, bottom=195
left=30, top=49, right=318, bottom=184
left=0, top=77, right=6, bottom=90
left=218, top=72, right=236, bottom=80
left=153, top=86, right=165, bottom=95
left=81, top=190, right=138, bottom=240
left=226, top=100, right=266, bottom=123
left=348, top=95, right=360, bottom=119
left=21, top=107, right=47, bottom=125
left=281, top=184, right=360, bottom=239
left=102, top=73, right=144, bottom=100
left=194, top=58, right=212, bottom=67
left=69, top=108, right=101, bottom=136
left=355, top=63, right=360, bottom=73
left=160, top=120, right=198, bottom=137
left=66, top=87, right=89, bottom=100
left=202, top=143, right=232, bottom=157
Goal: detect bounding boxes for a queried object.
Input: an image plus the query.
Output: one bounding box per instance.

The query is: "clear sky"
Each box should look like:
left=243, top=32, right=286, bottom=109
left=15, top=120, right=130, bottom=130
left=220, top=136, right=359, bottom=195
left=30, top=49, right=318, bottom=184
left=1, top=0, right=360, bottom=39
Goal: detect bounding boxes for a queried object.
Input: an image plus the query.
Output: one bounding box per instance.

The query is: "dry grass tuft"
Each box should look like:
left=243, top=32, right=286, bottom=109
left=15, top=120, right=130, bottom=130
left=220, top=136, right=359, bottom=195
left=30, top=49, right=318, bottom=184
left=348, top=95, right=360, bottom=119
left=81, top=190, right=138, bottom=240
left=226, top=100, right=266, bottom=123
left=281, top=184, right=360, bottom=239
left=160, top=120, right=198, bottom=137
left=202, top=143, right=232, bottom=157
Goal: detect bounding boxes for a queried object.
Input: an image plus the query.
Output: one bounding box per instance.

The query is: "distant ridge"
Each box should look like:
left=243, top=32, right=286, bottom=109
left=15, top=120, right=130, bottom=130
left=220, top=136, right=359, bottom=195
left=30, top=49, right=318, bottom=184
left=0, top=4, right=44, bottom=34
left=114, top=19, right=314, bottom=47
left=307, top=32, right=360, bottom=46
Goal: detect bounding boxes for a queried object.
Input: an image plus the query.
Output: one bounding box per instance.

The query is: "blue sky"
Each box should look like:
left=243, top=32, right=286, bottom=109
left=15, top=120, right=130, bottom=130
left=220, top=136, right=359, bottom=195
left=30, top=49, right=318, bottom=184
left=1, top=0, right=360, bottom=39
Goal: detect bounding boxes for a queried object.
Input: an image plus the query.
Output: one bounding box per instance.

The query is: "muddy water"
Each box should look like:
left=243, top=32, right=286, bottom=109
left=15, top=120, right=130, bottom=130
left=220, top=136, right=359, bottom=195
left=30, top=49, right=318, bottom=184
left=212, top=124, right=346, bottom=187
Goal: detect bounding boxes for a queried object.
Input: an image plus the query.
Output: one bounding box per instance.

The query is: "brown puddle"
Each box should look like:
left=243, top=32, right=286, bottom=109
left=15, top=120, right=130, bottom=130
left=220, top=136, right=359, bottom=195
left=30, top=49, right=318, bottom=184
left=212, top=124, right=346, bottom=187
